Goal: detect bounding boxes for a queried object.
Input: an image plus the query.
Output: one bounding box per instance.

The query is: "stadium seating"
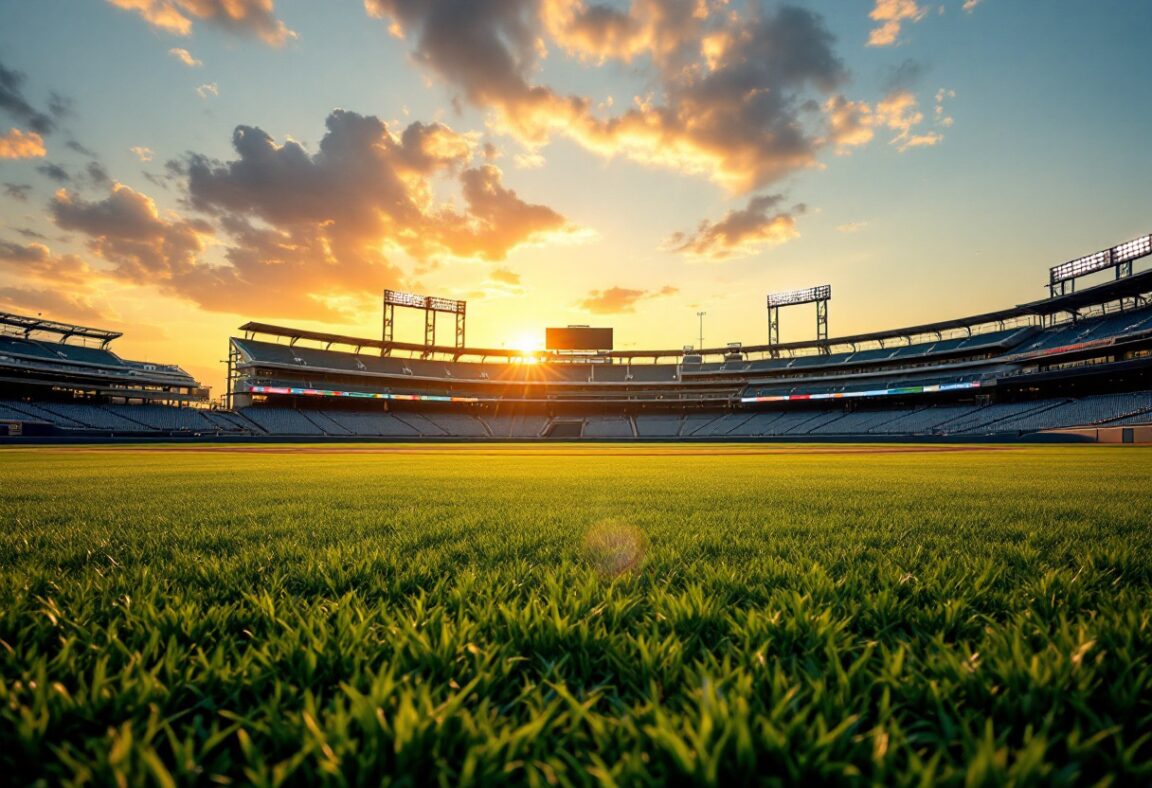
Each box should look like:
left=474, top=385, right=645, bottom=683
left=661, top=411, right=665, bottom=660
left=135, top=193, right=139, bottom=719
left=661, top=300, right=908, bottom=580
left=582, top=417, right=634, bottom=438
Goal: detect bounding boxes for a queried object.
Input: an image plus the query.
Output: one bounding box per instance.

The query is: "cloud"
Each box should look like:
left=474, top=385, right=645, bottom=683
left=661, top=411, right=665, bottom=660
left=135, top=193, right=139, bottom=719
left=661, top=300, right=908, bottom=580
left=935, top=87, right=956, bottom=127
left=824, top=95, right=874, bottom=153
left=836, top=221, right=868, bottom=234
left=65, top=139, right=99, bottom=158
left=196, top=82, right=219, bottom=99
left=0, top=286, right=112, bottom=324
left=35, top=163, right=71, bottom=183
left=666, top=194, right=804, bottom=260
left=186, top=111, right=569, bottom=266
left=883, top=58, right=927, bottom=93
left=578, top=285, right=677, bottom=314
left=25, top=110, right=571, bottom=321
left=0, top=128, right=46, bottom=159
left=3, top=183, right=32, bottom=201
left=867, top=0, right=927, bottom=47
left=0, top=60, right=57, bottom=135
left=87, top=162, right=113, bottom=187
left=106, top=0, right=297, bottom=46
left=0, top=239, right=94, bottom=284
left=962, top=0, right=983, bottom=11
left=489, top=267, right=520, bottom=285
left=131, top=145, right=154, bottom=162
left=824, top=88, right=947, bottom=154
left=875, top=90, right=943, bottom=151
left=169, top=47, right=203, bottom=67
left=52, top=183, right=214, bottom=284
left=367, top=1, right=851, bottom=193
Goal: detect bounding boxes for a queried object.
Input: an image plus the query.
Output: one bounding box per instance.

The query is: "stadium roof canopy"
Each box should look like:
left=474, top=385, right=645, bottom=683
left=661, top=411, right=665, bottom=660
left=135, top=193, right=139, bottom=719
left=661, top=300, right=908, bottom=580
left=0, top=311, right=122, bottom=346
left=239, top=321, right=526, bottom=358
left=1017, top=268, right=1152, bottom=316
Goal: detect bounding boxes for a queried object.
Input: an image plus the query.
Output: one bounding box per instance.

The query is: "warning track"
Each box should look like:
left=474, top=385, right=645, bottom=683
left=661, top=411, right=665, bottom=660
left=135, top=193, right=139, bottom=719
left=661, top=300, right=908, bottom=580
left=33, top=443, right=1023, bottom=457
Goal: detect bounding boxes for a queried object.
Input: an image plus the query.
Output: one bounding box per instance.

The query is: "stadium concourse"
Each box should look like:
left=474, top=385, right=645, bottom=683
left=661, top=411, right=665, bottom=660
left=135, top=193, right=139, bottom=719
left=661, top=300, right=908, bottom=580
left=3, top=235, right=1152, bottom=442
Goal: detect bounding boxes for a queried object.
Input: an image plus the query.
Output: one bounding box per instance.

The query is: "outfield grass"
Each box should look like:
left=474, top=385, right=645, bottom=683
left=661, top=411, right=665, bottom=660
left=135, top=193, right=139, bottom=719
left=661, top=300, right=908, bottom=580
left=1, top=444, right=1151, bottom=785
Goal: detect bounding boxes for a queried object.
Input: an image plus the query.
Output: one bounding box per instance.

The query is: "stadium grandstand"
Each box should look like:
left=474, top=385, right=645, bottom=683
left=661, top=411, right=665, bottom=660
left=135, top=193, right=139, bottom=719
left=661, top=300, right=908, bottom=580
left=222, top=233, right=1152, bottom=441
left=0, top=312, right=226, bottom=437
left=3, top=233, right=1152, bottom=441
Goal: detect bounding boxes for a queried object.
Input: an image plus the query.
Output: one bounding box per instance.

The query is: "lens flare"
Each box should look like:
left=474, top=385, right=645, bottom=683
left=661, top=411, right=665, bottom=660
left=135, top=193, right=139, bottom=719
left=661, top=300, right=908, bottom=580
left=582, top=519, right=647, bottom=577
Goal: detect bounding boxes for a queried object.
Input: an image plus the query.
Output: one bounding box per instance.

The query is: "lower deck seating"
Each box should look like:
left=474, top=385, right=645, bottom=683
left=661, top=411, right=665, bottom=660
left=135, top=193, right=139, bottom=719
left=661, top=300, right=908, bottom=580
left=3, top=390, right=1152, bottom=437
left=582, top=417, right=633, bottom=438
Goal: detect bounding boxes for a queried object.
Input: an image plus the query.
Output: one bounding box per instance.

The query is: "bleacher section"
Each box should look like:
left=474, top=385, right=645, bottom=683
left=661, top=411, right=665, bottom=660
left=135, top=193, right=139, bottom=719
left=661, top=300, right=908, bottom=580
left=582, top=417, right=634, bottom=438
left=3, top=390, right=1150, bottom=438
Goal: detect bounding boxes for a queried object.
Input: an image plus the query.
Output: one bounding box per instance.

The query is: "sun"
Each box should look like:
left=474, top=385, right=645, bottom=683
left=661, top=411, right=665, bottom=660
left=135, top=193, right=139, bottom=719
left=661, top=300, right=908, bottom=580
left=509, top=332, right=544, bottom=360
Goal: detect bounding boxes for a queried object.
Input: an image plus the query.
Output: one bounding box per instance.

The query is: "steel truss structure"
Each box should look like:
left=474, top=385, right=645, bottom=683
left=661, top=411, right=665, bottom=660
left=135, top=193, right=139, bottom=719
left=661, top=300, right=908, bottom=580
left=767, top=285, right=831, bottom=351
left=382, top=290, right=467, bottom=357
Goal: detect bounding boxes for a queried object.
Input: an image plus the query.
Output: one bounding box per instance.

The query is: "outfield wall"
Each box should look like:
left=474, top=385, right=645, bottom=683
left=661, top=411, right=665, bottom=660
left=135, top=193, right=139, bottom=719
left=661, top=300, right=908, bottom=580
left=1040, top=425, right=1152, bottom=444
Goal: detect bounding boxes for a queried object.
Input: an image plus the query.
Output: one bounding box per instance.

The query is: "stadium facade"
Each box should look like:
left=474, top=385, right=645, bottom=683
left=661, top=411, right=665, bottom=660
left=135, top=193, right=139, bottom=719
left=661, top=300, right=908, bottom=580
left=3, top=234, right=1152, bottom=440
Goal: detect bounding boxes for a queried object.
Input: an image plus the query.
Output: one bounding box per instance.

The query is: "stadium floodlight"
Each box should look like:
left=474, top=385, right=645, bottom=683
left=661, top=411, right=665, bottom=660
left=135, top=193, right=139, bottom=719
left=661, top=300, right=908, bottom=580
left=766, top=285, right=831, bottom=345
left=1050, top=250, right=1114, bottom=285
left=383, top=290, right=467, bottom=350
left=766, top=284, right=831, bottom=308
left=425, top=296, right=467, bottom=314
left=1048, top=233, right=1151, bottom=296
left=383, top=289, right=428, bottom=309
left=384, top=290, right=466, bottom=314
left=1113, top=234, right=1152, bottom=264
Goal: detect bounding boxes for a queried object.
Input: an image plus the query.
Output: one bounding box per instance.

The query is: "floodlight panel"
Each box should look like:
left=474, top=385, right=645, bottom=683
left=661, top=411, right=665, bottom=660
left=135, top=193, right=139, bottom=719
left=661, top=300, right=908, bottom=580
left=766, top=284, right=831, bottom=307
left=426, top=296, right=466, bottom=314
left=1113, top=234, right=1152, bottom=264
left=384, top=290, right=466, bottom=313
left=383, top=289, right=427, bottom=308
left=1050, top=249, right=1113, bottom=284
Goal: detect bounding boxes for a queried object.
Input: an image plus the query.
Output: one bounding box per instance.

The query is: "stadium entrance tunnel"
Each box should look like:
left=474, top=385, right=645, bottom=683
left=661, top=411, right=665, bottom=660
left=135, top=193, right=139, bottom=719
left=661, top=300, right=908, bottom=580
left=544, top=420, right=584, bottom=439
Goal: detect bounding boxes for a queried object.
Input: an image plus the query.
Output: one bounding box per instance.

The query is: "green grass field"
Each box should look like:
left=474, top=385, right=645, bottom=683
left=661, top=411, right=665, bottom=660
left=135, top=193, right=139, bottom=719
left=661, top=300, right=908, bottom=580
left=2, top=443, right=1151, bottom=785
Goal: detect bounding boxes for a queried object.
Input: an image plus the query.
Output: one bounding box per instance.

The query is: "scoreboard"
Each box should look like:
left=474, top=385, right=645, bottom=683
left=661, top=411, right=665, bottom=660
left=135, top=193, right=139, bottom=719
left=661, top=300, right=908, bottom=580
left=545, top=326, right=614, bottom=351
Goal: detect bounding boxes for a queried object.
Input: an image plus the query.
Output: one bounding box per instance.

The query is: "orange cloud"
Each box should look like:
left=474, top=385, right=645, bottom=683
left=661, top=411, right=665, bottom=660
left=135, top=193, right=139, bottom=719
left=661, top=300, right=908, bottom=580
left=40, top=111, right=571, bottom=321
left=0, top=240, right=94, bottom=283
left=106, top=0, right=296, bottom=45
left=0, top=285, right=112, bottom=324
left=0, top=128, right=46, bottom=159
left=490, top=267, right=521, bottom=285
left=825, top=95, right=874, bottom=153
left=667, top=194, right=804, bottom=260
left=579, top=285, right=677, bottom=314
left=867, top=0, right=927, bottom=47
left=875, top=90, right=944, bottom=151
left=368, top=1, right=850, bottom=193
left=168, top=47, right=202, bottom=67
left=52, top=183, right=213, bottom=283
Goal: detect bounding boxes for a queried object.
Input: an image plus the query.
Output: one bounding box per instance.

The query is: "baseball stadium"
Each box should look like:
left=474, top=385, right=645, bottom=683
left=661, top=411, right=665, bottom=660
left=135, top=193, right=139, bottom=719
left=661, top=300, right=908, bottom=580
left=3, top=2, right=1152, bottom=785
left=3, top=233, right=1151, bottom=442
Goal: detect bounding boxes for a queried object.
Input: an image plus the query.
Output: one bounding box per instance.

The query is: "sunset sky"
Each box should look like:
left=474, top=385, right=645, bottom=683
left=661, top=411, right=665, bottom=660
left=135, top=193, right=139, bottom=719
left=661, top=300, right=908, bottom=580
left=1, top=0, right=1149, bottom=396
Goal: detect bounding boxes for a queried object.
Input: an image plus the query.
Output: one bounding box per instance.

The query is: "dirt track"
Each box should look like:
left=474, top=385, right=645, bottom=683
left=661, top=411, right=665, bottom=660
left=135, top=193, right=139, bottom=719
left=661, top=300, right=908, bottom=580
left=38, top=443, right=1022, bottom=457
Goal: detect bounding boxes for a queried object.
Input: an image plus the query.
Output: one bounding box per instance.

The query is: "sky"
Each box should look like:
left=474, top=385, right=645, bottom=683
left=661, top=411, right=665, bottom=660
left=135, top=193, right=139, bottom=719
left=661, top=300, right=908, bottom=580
left=0, top=0, right=1149, bottom=397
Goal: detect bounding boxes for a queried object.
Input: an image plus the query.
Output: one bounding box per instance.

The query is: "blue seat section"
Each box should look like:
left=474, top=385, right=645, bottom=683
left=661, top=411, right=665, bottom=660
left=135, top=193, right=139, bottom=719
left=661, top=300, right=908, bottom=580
left=1015, top=308, right=1152, bottom=355
left=583, top=417, right=633, bottom=437
left=0, top=336, right=60, bottom=360
left=0, top=336, right=125, bottom=367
